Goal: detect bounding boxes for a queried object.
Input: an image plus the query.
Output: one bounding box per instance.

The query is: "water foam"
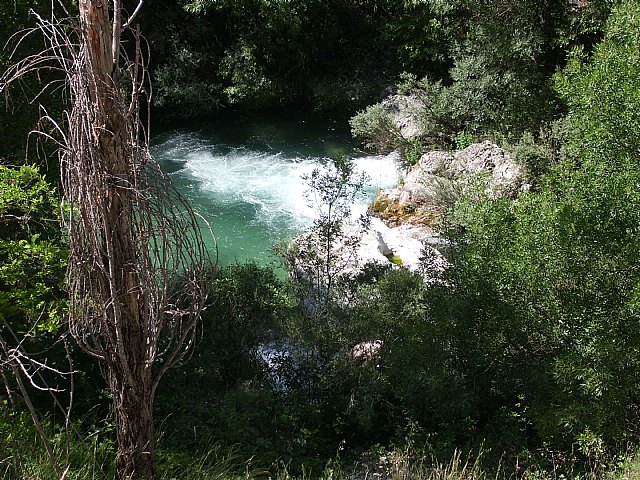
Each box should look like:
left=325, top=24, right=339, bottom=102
left=152, top=129, right=400, bottom=263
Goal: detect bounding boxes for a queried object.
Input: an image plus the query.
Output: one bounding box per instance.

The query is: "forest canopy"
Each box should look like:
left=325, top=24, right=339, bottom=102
left=2, top=1, right=640, bottom=479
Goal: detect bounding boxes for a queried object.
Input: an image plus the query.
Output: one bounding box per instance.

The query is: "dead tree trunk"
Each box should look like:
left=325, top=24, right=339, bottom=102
left=2, top=2, right=214, bottom=477
left=77, top=3, right=157, bottom=477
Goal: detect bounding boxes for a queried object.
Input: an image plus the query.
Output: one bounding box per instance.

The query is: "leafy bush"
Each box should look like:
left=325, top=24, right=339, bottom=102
left=284, top=157, right=369, bottom=326
left=332, top=3, right=640, bottom=463
left=163, top=263, right=294, bottom=391
left=509, top=130, right=558, bottom=186
left=219, top=42, right=277, bottom=108
left=153, top=61, right=223, bottom=121
left=349, top=104, right=402, bottom=154
left=0, top=164, right=66, bottom=334
left=555, top=0, right=640, bottom=168
left=426, top=0, right=640, bottom=457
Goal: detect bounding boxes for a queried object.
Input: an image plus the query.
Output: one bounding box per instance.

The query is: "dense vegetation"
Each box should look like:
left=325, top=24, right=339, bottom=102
left=2, top=0, right=640, bottom=479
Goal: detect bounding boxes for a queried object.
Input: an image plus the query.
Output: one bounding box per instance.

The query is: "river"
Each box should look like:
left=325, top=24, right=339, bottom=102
left=151, top=117, right=400, bottom=266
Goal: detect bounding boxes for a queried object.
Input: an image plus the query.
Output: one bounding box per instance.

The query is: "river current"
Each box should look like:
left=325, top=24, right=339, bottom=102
left=151, top=118, right=400, bottom=266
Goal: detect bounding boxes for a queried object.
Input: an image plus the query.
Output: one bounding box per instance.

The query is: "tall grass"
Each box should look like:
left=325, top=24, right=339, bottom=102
left=4, top=423, right=639, bottom=480
left=1, top=421, right=264, bottom=480
left=609, top=455, right=640, bottom=480
left=269, top=448, right=489, bottom=480
left=1, top=423, right=116, bottom=480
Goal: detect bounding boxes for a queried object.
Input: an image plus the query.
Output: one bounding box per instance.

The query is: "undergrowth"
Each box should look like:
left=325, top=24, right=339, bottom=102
left=5, top=422, right=634, bottom=480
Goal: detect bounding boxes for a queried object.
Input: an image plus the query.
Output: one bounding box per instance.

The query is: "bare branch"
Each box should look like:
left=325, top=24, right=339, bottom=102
left=122, top=0, right=144, bottom=29
left=112, top=0, right=122, bottom=69
left=0, top=332, right=63, bottom=478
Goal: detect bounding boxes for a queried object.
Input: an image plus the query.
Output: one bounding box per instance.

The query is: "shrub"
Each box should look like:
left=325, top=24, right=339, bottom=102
left=349, top=104, right=403, bottom=153
left=510, top=130, right=557, bottom=186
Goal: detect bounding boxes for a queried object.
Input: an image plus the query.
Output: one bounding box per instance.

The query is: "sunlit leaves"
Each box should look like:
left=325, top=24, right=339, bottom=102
left=439, top=0, right=640, bottom=451
left=556, top=0, right=640, bottom=168
left=0, top=165, right=66, bottom=334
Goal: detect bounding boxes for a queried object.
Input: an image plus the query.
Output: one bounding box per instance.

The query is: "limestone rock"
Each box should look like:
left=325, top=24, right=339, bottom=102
left=350, top=340, right=384, bottom=363
left=372, top=141, right=528, bottom=227
left=449, top=141, right=527, bottom=196
left=380, top=94, right=424, bottom=139
left=288, top=142, right=524, bottom=289
left=287, top=218, right=449, bottom=288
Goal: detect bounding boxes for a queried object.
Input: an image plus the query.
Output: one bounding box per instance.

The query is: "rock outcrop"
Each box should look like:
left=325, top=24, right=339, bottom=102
left=288, top=142, right=527, bottom=287
left=372, top=141, right=528, bottom=227
left=350, top=141, right=527, bottom=279
left=380, top=94, right=425, bottom=139
left=353, top=218, right=448, bottom=277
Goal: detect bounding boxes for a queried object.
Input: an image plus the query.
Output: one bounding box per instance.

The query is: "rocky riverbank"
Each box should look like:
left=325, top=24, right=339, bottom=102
left=371, top=140, right=529, bottom=227
left=288, top=139, right=529, bottom=286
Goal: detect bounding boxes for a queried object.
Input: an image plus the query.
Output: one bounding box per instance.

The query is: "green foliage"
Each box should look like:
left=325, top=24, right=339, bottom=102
left=219, top=42, right=276, bottom=107
left=158, top=443, right=246, bottom=480
left=0, top=404, right=34, bottom=476
left=153, top=57, right=223, bottom=120
left=509, top=129, right=560, bottom=186
left=349, top=103, right=424, bottom=166
left=285, top=157, right=369, bottom=324
left=453, top=131, right=474, bottom=151
left=555, top=0, right=640, bottom=168
left=0, top=164, right=66, bottom=334
left=0, top=410, right=116, bottom=480
left=402, top=137, right=423, bottom=167
left=334, top=1, right=640, bottom=464
left=351, top=0, right=613, bottom=151
left=150, top=0, right=399, bottom=118
left=381, top=1, right=453, bottom=77
left=153, top=263, right=337, bottom=471
left=427, top=0, right=640, bottom=457
left=391, top=59, right=557, bottom=146
left=0, top=165, right=73, bottom=470
left=611, top=453, right=640, bottom=480
left=4, top=2, right=638, bottom=476
left=144, top=0, right=613, bottom=124
left=349, top=104, right=402, bottom=153
left=448, top=164, right=640, bottom=450
left=159, top=263, right=293, bottom=393
left=201, top=262, right=294, bottom=386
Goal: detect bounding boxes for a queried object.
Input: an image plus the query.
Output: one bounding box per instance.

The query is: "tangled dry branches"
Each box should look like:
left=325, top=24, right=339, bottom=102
left=3, top=2, right=216, bottom=392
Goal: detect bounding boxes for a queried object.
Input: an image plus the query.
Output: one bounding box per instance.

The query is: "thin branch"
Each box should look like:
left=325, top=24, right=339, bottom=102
left=112, top=0, right=122, bottom=69
left=0, top=333, right=63, bottom=478
left=122, top=0, right=144, bottom=29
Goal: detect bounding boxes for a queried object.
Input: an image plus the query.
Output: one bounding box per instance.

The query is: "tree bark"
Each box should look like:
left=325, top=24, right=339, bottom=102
left=1, top=1, right=209, bottom=478
left=78, top=2, right=157, bottom=479
left=108, top=366, right=157, bottom=480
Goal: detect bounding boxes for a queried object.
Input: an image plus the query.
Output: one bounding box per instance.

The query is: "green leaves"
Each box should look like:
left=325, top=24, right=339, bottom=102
left=430, top=0, right=640, bottom=453
left=556, top=1, right=640, bottom=168
left=0, top=165, right=66, bottom=334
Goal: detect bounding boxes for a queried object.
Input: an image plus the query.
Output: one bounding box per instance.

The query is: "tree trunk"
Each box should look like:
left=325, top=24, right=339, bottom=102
left=78, top=2, right=158, bottom=479
left=108, top=367, right=157, bottom=480
left=1, top=1, right=209, bottom=478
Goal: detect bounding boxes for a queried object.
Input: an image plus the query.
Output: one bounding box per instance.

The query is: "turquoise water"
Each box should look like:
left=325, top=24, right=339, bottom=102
left=151, top=118, right=400, bottom=266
